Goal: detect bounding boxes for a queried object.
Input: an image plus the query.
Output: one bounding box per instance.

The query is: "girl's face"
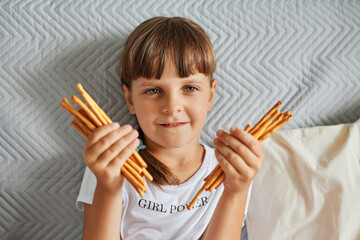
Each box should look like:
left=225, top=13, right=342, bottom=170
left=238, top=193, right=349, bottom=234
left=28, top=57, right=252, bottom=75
left=123, top=60, right=217, bottom=150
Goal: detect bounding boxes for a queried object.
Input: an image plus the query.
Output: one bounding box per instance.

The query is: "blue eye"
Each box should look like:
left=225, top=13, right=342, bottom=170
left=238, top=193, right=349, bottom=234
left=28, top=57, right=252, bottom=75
left=145, top=88, right=160, bottom=95
left=184, top=86, right=198, bottom=92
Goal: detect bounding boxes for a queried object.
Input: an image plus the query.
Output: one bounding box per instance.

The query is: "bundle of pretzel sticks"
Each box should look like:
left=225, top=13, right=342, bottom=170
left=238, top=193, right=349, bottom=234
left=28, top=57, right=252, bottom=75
left=60, top=83, right=153, bottom=197
left=187, top=101, right=292, bottom=210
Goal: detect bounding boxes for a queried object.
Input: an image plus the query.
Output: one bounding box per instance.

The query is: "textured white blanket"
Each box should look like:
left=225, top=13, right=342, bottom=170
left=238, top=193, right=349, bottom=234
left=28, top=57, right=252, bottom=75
left=247, top=119, right=360, bottom=239
left=1, top=1, right=360, bottom=239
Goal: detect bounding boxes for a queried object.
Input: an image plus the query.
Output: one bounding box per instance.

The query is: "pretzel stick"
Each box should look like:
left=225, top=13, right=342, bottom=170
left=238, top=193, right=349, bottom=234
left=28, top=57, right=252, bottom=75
left=142, top=168, right=153, bottom=181
left=76, top=83, right=108, bottom=125
left=266, top=113, right=284, bottom=132
left=123, top=174, right=144, bottom=198
left=204, top=166, right=223, bottom=190
left=132, top=151, right=148, bottom=168
left=77, top=83, right=113, bottom=124
left=204, top=164, right=220, bottom=181
left=60, top=98, right=96, bottom=131
left=127, top=157, right=143, bottom=173
left=72, top=95, right=102, bottom=127
left=209, top=172, right=225, bottom=192
left=252, top=110, right=281, bottom=139
left=186, top=164, right=221, bottom=210
left=78, top=109, right=96, bottom=126
left=248, top=101, right=282, bottom=135
left=187, top=186, right=205, bottom=210
left=259, top=115, right=293, bottom=142
left=74, top=117, right=92, bottom=136
left=284, top=110, right=292, bottom=116
left=121, top=166, right=146, bottom=192
left=123, top=162, right=145, bottom=188
left=71, top=121, right=89, bottom=138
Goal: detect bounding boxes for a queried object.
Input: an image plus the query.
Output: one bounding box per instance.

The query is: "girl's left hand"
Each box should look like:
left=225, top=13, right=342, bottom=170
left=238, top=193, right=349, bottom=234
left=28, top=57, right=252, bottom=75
left=213, top=126, right=264, bottom=196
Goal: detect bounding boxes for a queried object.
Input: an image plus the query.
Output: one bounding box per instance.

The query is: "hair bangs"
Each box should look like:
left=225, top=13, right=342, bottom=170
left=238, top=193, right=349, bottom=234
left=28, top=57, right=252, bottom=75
left=120, top=17, right=216, bottom=87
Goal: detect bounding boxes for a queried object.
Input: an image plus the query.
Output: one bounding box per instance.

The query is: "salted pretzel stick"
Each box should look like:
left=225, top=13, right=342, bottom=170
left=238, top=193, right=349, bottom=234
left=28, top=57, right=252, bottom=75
left=71, top=121, right=89, bottom=138
left=121, top=166, right=146, bottom=192
left=244, top=124, right=251, bottom=132
left=72, top=95, right=102, bottom=127
left=74, top=117, right=92, bottom=136
left=284, top=110, right=292, bottom=116
left=128, top=157, right=152, bottom=183
left=60, top=98, right=96, bottom=131
left=266, top=113, right=284, bottom=133
left=142, top=168, right=153, bottom=182
left=78, top=109, right=96, bottom=126
left=127, top=157, right=143, bottom=173
left=259, top=115, right=293, bottom=142
left=204, top=164, right=220, bottom=181
left=249, top=101, right=282, bottom=135
left=204, top=166, right=223, bottom=190
left=132, top=151, right=148, bottom=168
left=123, top=173, right=144, bottom=198
left=76, top=83, right=109, bottom=125
left=209, top=172, right=225, bottom=192
left=187, top=166, right=222, bottom=209
left=187, top=186, right=205, bottom=210
left=76, top=83, right=112, bottom=124
left=252, top=110, right=281, bottom=139
left=123, top=162, right=145, bottom=188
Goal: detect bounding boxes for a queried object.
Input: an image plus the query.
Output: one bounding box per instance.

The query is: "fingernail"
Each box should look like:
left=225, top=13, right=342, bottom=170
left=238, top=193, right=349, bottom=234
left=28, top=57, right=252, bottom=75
left=123, top=124, right=132, bottom=131
left=112, top=122, right=120, bottom=128
left=230, top=126, right=237, bottom=132
left=217, top=130, right=224, bottom=136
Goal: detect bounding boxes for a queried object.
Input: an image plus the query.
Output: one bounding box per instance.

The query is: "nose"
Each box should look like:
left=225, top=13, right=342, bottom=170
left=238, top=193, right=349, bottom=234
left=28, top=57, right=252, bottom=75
left=162, top=92, right=183, bottom=114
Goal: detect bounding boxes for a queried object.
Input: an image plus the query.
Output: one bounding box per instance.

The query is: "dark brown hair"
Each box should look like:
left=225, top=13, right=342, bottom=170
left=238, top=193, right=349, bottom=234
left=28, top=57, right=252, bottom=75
left=119, top=16, right=216, bottom=185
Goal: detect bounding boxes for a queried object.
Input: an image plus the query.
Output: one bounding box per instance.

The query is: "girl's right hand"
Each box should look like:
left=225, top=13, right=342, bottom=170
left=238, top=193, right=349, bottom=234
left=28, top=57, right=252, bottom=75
left=83, top=122, right=140, bottom=193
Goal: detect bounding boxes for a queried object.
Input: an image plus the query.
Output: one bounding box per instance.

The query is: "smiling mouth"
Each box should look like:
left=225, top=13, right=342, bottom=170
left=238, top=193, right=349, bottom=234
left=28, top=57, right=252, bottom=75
left=159, top=122, right=186, bottom=128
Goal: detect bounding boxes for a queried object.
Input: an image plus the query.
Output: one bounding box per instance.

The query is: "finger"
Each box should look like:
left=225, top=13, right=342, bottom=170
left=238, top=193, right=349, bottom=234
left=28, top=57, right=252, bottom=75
left=97, top=129, right=139, bottom=167
left=216, top=129, right=259, bottom=168
left=85, top=125, right=133, bottom=164
left=230, top=127, right=263, bottom=159
left=213, top=137, right=249, bottom=176
left=230, top=127, right=264, bottom=171
left=85, top=122, right=120, bottom=150
left=108, top=138, right=140, bottom=170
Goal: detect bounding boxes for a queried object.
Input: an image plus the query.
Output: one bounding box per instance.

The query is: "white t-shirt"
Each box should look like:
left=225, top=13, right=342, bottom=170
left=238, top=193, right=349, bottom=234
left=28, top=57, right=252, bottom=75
left=76, top=145, right=252, bottom=240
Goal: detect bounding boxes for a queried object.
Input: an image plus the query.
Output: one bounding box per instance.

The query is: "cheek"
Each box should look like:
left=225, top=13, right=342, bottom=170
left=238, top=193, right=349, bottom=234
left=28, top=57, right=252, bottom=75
left=188, top=98, right=209, bottom=119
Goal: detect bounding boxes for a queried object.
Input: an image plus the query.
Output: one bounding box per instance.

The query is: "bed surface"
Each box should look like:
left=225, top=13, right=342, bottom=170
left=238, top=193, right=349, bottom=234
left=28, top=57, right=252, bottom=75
left=1, top=0, right=359, bottom=239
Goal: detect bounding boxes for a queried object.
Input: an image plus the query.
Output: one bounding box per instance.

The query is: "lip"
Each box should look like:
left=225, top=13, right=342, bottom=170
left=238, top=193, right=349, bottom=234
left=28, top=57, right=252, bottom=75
left=159, top=122, right=187, bottom=128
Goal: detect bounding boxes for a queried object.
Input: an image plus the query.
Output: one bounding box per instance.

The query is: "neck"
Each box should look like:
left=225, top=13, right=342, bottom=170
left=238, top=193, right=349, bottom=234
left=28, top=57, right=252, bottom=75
left=144, top=138, right=205, bottom=183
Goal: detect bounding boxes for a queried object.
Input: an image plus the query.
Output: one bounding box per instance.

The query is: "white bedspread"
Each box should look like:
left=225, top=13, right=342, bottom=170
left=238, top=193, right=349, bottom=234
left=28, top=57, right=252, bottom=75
left=247, top=118, right=360, bottom=240
left=1, top=1, right=360, bottom=239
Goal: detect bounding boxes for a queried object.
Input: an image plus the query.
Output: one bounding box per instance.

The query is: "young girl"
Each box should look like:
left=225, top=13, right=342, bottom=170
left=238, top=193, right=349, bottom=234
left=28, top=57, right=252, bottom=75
left=76, top=16, right=264, bottom=240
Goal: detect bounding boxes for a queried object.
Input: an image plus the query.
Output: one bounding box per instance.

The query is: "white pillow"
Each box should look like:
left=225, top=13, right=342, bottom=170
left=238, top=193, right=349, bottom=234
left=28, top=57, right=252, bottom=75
left=247, top=118, right=360, bottom=240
